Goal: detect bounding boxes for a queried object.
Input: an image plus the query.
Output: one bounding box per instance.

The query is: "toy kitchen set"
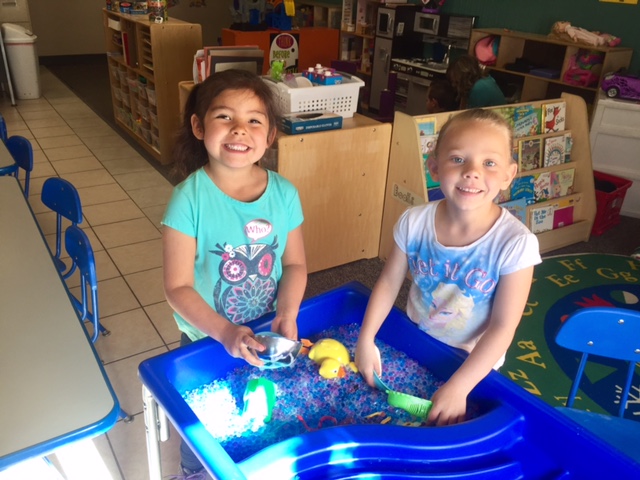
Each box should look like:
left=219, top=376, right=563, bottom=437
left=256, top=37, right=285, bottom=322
left=371, top=3, right=476, bottom=115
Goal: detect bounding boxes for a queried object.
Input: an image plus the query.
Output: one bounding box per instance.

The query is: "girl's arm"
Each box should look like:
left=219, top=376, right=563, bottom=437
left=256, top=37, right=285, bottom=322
left=427, top=265, right=535, bottom=426
left=162, top=226, right=265, bottom=366
left=271, top=225, right=307, bottom=340
left=355, top=243, right=409, bottom=387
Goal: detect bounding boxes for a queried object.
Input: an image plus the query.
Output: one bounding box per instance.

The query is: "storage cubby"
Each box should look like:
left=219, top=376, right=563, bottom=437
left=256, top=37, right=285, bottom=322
left=469, top=28, right=633, bottom=115
left=102, top=9, right=202, bottom=165
left=379, top=93, right=596, bottom=260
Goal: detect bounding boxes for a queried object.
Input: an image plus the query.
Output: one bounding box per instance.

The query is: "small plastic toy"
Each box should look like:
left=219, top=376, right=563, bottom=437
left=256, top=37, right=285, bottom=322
left=308, top=338, right=358, bottom=379
left=601, top=69, right=640, bottom=101
left=242, top=378, right=276, bottom=422
left=373, top=371, right=433, bottom=419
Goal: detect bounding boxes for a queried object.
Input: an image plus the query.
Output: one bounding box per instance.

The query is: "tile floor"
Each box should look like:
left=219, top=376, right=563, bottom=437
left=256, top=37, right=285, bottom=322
left=2, top=68, right=185, bottom=479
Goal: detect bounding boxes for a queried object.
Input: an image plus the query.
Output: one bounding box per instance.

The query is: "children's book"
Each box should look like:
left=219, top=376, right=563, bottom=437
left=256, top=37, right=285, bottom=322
left=564, top=132, right=573, bottom=163
left=511, top=175, right=536, bottom=205
left=495, top=187, right=511, bottom=204
left=513, top=104, right=542, bottom=138
left=534, top=171, right=551, bottom=203
left=420, top=133, right=439, bottom=189
left=500, top=198, right=527, bottom=224
left=542, top=101, right=566, bottom=133
left=555, top=168, right=576, bottom=196
left=530, top=205, right=555, bottom=233
left=543, top=135, right=565, bottom=167
left=493, top=106, right=515, bottom=129
left=417, top=117, right=437, bottom=138
left=552, top=197, right=575, bottom=229
left=519, top=138, right=541, bottom=171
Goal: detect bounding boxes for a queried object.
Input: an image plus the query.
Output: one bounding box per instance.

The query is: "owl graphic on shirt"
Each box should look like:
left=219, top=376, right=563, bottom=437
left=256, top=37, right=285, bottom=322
left=211, top=236, right=279, bottom=324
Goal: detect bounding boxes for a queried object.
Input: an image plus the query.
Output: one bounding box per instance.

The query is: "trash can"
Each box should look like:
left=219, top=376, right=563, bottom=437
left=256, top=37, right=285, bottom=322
left=1, top=23, right=40, bottom=99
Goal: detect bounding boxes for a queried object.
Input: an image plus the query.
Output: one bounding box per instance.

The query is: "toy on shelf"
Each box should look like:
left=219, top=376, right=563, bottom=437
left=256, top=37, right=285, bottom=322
left=302, top=64, right=344, bottom=85
left=563, top=49, right=604, bottom=87
left=549, top=21, right=621, bottom=48
left=265, top=0, right=294, bottom=31
left=308, top=338, right=358, bottom=379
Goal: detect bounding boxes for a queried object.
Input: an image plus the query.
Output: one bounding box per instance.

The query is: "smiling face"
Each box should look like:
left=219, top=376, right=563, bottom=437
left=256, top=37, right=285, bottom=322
left=428, top=116, right=516, bottom=214
left=191, top=88, right=275, bottom=171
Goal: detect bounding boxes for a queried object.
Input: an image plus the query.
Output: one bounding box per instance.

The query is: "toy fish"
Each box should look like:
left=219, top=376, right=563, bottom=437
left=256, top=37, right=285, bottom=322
left=308, top=338, right=358, bottom=379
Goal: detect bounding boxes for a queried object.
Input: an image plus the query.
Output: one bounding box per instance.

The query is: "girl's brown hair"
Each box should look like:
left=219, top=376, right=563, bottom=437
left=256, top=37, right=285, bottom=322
left=171, top=69, right=280, bottom=182
left=446, top=55, right=486, bottom=106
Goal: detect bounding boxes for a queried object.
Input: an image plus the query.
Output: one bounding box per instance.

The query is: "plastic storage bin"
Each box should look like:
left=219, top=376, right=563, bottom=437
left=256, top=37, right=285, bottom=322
left=262, top=73, right=364, bottom=118
left=592, top=170, right=633, bottom=236
left=1, top=23, right=40, bottom=99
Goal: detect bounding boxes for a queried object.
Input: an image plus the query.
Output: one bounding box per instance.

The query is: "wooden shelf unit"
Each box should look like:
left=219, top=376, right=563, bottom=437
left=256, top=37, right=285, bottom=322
left=468, top=28, right=633, bottom=114
left=102, top=9, right=202, bottom=165
left=339, top=0, right=378, bottom=75
left=379, top=93, right=596, bottom=261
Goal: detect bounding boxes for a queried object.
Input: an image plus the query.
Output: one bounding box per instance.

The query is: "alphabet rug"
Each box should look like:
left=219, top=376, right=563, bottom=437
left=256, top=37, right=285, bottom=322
left=501, top=253, right=640, bottom=421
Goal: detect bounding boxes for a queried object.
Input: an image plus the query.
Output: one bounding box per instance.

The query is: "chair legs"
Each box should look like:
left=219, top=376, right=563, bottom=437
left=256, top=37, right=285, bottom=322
left=119, top=408, right=134, bottom=424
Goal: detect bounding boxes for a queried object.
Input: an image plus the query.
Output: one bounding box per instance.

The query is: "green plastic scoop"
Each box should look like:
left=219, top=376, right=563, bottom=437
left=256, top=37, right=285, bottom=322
left=373, top=371, right=433, bottom=419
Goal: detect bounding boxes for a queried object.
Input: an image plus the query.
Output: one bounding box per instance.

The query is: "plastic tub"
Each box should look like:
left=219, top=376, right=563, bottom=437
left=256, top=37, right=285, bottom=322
left=139, top=283, right=640, bottom=479
left=592, top=170, right=633, bottom=235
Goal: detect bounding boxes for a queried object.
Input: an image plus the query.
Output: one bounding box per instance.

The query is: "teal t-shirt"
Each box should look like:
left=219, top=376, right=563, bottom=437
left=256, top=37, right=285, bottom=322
left=468, top=75, right=507, bottom=108
left=162, top=168, right=304, bottom=340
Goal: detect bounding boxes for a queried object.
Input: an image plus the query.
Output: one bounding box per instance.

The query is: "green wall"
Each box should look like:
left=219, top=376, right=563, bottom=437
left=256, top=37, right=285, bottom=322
left=442, top=0, right=638, bottom=70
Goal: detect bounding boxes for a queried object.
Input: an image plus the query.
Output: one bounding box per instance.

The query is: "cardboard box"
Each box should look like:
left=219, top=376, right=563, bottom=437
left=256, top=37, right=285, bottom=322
left=280, top=111, right=343, bottom=135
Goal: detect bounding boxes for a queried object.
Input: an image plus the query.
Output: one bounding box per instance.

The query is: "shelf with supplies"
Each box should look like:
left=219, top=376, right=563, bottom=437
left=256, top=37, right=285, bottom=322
left=468, top=28, right=633, bottom=115
left=379, top=93, right=596, bottom=260
left=102, top=9, right=202, bottom=165
left=339, top=0, right=378, bottom=75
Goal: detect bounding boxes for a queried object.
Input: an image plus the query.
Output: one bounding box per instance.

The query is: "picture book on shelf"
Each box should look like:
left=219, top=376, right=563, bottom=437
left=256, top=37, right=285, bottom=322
left=500, top=198, right=527, bottom=224
left=495, top=187, right=511, bottom=204
left=530, top=205, right=555, bottom=233
left=420, top=133, right=439, bottom=189
left=564, top=132, right=573, bottom=163
left=511, top=175, right=536, bottom=205
left=543, top=135, right=565, bottom=167
left=534, top=171, right=551, bottom=203
left=552, top=168, right=576, bottom=197
left=513, top=104, right=542, bottom=138
left=552, top=197, right=575, bottom=229
left=542, top=101, right=566, bottom=133
left=493, top=106, right=515, bottom=129
left=519, top=138, right=541, bottom=171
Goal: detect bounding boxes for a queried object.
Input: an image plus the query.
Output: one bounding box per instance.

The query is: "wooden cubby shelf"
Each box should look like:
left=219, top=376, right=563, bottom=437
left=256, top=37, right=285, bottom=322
left=102, top=9, right=202, bottom=165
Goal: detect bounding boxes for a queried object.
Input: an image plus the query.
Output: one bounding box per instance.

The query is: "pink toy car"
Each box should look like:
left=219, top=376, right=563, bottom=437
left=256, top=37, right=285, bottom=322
left=600, top=70, right=640, bottom=101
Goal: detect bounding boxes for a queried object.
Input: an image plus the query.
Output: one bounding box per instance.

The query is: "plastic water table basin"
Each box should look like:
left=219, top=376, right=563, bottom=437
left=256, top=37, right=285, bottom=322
left=138, top=282, right=640, bottom=479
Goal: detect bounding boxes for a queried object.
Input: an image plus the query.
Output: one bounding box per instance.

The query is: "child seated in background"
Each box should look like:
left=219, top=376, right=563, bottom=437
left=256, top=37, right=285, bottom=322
left=426, top=79, right=458, bottom=113
left=447, top=55, right=507, bottom=109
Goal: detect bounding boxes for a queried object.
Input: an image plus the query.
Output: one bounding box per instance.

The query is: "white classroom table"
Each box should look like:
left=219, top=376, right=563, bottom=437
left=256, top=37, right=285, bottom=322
left=0, top=176, right=119, bottom=469
left=0, top=136, right=14, bottom=169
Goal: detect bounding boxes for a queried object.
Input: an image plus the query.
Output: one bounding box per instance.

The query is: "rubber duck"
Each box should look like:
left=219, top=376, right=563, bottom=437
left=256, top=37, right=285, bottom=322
left=308, top=338, right=358, bottom=379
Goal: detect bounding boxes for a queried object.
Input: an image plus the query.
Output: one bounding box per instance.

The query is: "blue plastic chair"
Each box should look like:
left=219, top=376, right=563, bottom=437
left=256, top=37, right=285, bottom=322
left=555, top=306, right=640, bottom=462
left=0, top=135, right=33, bottom=197
left=41, top=177, right=83, bottom=278
left=0, top=112, right=8, bottom=142
left=65, top=225, right=133, bottom=423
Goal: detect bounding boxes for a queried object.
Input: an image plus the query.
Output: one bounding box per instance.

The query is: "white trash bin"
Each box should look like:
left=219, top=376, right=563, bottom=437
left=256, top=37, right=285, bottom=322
left=1, top=23, right=40, bottom=99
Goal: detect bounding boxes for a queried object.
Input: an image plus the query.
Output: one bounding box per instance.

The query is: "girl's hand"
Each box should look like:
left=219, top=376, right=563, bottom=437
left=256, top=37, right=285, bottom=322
left=219, top=323, right=265, bottom=367
left=426, top=381, right=468, bottom=426
left=271, top=314, right=298, bottom=341
left=355, top=340, right=381, bottom=388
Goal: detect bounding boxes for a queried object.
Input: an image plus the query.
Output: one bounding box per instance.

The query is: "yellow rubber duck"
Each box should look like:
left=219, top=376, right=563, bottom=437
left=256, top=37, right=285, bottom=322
left=308, top=338, right=358, bottom=379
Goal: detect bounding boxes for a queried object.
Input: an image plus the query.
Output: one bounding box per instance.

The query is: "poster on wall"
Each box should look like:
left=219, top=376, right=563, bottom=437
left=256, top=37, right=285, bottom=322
left=269, top=33, right=299, bottom=73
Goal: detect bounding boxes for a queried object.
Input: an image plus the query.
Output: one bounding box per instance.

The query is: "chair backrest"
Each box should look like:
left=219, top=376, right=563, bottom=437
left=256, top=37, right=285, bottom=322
left=65, top=225, right=100, bottom=343
left=41, top=177, right=83, bottom=275
left=555, top=306, right=640, bottom=417
left=0, top=113, right=7, bottom=142
left=6, top=135, right=33, bottom=197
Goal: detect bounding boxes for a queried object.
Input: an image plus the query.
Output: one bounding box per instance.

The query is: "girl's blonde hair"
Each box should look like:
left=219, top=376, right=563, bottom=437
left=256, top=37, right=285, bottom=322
left=434, top=108, right=514, bottom=162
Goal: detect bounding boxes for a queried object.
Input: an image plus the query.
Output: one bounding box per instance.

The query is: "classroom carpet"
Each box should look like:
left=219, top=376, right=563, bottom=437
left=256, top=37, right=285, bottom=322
left=502, top=253, right=640, bottom=421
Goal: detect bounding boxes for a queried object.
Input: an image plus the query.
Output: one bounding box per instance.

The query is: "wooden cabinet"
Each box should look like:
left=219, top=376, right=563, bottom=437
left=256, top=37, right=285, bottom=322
left=296, top=1, right=342, bottom=29
left=468, top=28, right=632, bottom=115
left=379, top=93, right=596, bottom=260
left=339, top=0, right=377, bottom=75
left=102, top=9, right=202, bottom=165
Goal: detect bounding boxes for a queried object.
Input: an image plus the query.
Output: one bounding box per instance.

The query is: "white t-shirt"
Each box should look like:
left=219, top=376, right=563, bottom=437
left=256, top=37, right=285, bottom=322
left=394, top=201, right=541, bottom=355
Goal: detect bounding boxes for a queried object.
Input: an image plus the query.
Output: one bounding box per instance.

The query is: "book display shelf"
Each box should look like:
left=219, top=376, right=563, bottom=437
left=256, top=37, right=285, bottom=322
left=102, top=9, right=202, bottom=165
left=379, top=93, right=596, bottom=260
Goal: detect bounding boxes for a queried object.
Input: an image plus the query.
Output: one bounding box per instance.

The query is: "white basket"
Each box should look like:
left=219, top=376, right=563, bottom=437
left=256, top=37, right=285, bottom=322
left=263, top=73, right=364, bottom=118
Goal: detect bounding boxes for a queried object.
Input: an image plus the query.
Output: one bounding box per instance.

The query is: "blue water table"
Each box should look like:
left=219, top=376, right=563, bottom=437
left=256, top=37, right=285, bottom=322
left=138, top=282, right=640, bottom=479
